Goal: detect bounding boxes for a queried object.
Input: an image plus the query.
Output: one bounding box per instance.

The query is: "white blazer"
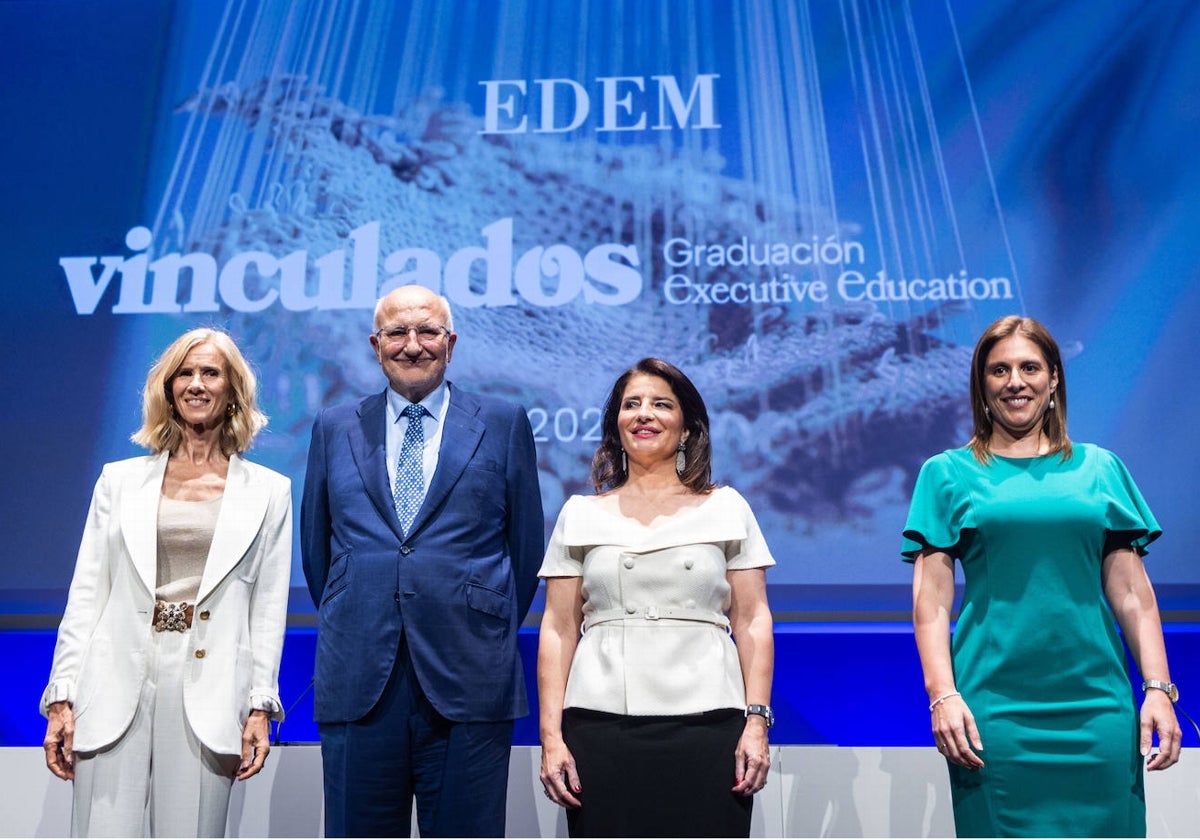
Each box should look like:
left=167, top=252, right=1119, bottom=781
left=41, top=452, right=293, bottom=755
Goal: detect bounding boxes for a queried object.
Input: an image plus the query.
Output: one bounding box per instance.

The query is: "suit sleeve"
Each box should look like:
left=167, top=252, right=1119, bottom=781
left=41, top=466, right=116, bottom=714
left=506, top=406, right=544, bottom=623
left=301, top=411, right=332, bottom=608
left=247, top=475, right=293, bottom=719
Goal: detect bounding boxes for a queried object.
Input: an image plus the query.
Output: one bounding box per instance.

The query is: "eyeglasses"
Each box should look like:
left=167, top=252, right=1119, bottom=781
left=374, top=324, right=450, bottom=345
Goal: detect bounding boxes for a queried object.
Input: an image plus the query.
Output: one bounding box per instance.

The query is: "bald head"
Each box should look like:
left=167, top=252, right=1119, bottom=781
left=369, top=285, right=457, bottom=402
left=374, top=285, right=454, bottom=332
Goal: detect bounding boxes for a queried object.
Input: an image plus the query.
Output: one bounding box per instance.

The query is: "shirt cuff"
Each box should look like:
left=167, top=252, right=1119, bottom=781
left=249, top=693, right=284, bottom=721
left=40, top=681, right=75, bottom=715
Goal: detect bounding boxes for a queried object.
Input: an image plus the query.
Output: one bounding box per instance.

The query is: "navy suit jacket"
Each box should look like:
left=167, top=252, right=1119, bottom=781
left=301, top=382, right=543, bottom=723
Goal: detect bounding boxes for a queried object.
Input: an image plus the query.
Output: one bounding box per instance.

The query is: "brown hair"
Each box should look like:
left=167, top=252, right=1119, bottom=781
left=968, top=315, right=1070, bottom=463
left=591, top=358, right=715, bottom=493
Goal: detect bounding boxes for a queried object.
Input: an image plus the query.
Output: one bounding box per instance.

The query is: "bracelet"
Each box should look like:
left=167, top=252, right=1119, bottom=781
left=929, top=691, right=961, bottom=711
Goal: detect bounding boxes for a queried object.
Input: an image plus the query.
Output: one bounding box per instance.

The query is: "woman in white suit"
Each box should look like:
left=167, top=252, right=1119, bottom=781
left=40, top=328, right=292, bottom=837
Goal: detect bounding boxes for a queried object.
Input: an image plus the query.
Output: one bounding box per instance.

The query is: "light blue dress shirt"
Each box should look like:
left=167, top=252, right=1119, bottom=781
left=385, top=381, right=450, bottom=492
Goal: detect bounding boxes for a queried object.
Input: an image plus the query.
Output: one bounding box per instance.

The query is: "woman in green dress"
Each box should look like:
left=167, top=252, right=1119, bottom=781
left=902, top=315, right=1181, bottom=837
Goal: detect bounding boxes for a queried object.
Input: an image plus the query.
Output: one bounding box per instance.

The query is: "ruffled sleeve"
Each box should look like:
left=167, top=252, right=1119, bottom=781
left=901, top=450, right=973, bottom=562
left=1096, top=447, right=1162, bottom=554
left=537, top=496, right=586, bottom=578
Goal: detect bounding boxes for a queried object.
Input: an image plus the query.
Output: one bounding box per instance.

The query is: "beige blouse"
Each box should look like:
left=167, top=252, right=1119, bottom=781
left=539, top=485, right=774, bottom=716
left=155, top=495, right=222, bottom=603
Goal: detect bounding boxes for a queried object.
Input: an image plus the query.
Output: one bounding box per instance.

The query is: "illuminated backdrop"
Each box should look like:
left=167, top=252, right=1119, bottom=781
left=3, top=0, right=1198, bottom=618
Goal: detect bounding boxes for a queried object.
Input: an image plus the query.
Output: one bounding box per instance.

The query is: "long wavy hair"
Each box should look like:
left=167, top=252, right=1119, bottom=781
left=968, top=315, right=1070, bottom=463
left=131, top=328, right=267, bottom=456
left=591, top=358, right=715, bottom=494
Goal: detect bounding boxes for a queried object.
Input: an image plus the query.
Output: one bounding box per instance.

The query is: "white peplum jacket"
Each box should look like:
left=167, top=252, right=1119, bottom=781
left=538, top=486, right=774, bottom=716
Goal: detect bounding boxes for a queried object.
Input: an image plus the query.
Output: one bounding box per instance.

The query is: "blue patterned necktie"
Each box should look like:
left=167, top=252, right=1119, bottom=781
left=393, top=403, right=427, bottom=535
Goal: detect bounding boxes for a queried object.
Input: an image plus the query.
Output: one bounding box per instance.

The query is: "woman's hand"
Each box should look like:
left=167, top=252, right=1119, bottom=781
left=44, top=701, right=76, bottom=780
left=931, top=694, right=984, bottom=769
left=727, top=564, right=773, bottom=797
left=539, top=736, right=582, bottom=808
left=236, top=710, right=272, bottom=780
left=1101, top=547, right=1181, bottom=772
left=732, top=716, right=770, bottom=795
left=1140, top=690, right=1182, bottom=771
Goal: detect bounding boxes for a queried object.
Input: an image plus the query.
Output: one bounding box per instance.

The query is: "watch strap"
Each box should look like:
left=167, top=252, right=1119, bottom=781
left=1142, top=679, right=1179, bottom=703
left=745, top=704, right=774, bottom=728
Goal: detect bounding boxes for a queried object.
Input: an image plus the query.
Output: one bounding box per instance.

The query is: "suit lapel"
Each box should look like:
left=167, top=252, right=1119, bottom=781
left=120, top=452, right=170, bottom=597
left=196, top=455, right=270, bottom=602
left=408, top=384, right=484, bottom=537
left=351, top=391, right=405, bottom=542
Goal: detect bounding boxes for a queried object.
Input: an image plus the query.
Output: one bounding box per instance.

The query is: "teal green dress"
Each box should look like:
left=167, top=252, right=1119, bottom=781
left=902, top=443, right=1161, bottom=838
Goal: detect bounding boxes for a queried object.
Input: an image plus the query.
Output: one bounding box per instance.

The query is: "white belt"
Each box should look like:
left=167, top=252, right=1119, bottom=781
left=583, top=605, right=730, bottom=633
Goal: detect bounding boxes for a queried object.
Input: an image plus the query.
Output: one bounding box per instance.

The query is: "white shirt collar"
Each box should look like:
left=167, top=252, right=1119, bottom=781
left=386, top=380, right=449, bottom=425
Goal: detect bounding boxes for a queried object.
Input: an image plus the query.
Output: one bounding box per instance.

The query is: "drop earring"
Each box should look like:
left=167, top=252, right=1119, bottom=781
left=675, top=441, right=686, bottom=475
left=1048, top=397, right=1056, bottom=410
left=621, top=449, right=627, bottom=473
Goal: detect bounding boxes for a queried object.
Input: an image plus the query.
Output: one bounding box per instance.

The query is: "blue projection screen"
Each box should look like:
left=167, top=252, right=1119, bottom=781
left=2, top=0, right=1198, bottom=618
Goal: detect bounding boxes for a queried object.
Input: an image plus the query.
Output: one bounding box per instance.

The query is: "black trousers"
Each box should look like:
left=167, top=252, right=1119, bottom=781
left=562, top=707, right=753, bottom=838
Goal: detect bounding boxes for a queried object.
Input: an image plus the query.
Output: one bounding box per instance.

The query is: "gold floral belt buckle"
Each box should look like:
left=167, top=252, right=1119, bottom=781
left=153, top=600, right=194, bottom=632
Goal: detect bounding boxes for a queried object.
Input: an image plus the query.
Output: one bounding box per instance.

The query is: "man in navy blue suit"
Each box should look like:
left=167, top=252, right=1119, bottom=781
left=301, top=284, right=543, bottom=837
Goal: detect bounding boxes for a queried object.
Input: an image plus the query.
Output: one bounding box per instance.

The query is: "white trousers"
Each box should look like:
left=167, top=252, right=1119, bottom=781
left=71, top=628, right=239, bottom=837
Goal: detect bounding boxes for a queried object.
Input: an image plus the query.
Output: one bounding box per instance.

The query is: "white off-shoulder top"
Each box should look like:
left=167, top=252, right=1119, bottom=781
left=539, top=486, right=774, bottom=716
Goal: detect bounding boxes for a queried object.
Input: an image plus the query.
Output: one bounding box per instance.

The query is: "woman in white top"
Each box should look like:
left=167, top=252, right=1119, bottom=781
left=538, top=357, right=775, bottom=838
left=41, top=328, right=292, bottom=837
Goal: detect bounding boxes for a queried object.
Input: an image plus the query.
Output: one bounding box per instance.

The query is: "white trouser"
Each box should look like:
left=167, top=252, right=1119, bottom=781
left=71, top=628, right=239, bottom=837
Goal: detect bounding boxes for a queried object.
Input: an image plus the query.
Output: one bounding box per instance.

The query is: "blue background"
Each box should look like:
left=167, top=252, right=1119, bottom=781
left=1, top=0, right=1197, bottom=746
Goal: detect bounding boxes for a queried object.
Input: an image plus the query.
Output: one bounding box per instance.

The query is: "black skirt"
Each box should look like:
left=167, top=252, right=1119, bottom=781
left=560, top=707, right=753, bottom=838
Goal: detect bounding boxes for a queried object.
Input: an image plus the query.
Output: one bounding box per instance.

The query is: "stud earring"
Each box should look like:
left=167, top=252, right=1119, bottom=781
left=675, top=441, right=686, bottom=475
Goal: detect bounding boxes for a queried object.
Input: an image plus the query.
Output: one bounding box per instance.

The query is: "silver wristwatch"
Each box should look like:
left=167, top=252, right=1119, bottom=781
left=1142, top=679, right=1179, bottom=703
left=745, top=704, right=774, bottom=728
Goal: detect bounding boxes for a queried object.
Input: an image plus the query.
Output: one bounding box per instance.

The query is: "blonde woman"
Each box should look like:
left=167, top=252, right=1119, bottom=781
left=41, top=328, right=292, bottom=837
